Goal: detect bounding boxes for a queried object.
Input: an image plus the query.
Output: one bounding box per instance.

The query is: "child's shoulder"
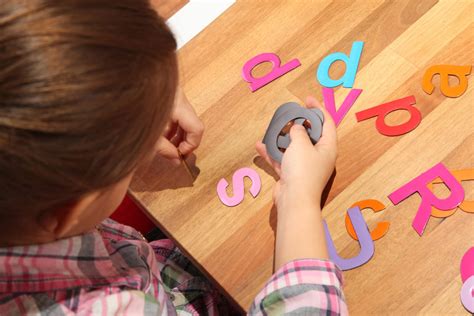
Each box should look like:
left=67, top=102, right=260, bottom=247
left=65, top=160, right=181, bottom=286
left=0, top=220, right=167, bottom=314
left=98, top=218, right=149, bottom=241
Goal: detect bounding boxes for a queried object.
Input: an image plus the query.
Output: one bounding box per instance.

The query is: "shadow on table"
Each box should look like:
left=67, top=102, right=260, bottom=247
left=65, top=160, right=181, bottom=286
left=253, top=155, right=279, bottom=181
left=131, top=153, right=201, bottom=193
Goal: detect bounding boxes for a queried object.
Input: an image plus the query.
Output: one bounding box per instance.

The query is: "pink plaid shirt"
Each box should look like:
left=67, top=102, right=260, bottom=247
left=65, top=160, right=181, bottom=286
left=0, top=219, right=347, bottom=315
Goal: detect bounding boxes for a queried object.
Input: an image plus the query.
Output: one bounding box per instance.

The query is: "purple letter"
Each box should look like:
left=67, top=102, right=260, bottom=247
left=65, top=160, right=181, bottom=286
left=324, top=207, right=375, bottom=270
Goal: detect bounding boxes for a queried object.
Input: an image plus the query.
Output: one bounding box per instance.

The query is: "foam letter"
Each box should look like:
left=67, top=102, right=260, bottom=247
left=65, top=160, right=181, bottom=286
left=428, top=169, right=474, bottom=217
left=345, top=199, right=389, bottom=241
left=242, top=53, right=301, bottom=92
left=355, top=95, right=421, bottom=136
left=422, top=65, right=471, bottom=98
left=461, top=248, right=474, bottom=312
left=324, top=207, right=375, bottom=270
left=316, top=41, right=364, bottom=88
left=262, top=102, right=324, bottom=163
left=388, top=163, right=465, bottom=236
left=461, top=247, right=474, bottom=283
left=461, top=276, right=474, bottom=313
left=217, top=167, right=261, bottom=207
left=322, top=87, right=362, bottom=127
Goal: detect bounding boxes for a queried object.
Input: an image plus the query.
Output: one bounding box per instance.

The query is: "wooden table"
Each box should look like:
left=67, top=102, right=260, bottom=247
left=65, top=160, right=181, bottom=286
left=133, top=1, right=474, bottom=314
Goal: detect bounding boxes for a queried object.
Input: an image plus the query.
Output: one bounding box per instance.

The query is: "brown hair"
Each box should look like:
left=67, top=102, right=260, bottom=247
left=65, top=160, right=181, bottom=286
left=0, top=1, right=177, bottom=220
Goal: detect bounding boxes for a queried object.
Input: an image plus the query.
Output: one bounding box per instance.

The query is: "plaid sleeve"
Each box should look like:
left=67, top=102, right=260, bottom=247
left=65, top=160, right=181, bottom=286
left=248, top=259, right=348, bottom=315
left=74, top=290, right=167, bottom=315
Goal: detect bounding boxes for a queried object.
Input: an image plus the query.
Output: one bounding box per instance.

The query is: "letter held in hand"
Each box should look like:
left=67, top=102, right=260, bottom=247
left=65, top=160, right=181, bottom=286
left=262, top=102, right=324, bottom=163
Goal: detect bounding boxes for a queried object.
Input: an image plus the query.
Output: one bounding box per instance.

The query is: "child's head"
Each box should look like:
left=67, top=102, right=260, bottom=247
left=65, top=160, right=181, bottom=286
left=0, top=0, right=177, bottom=245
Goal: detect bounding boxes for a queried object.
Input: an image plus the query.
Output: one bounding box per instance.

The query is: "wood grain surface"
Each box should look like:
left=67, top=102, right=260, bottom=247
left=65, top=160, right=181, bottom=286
left=151, top=0, right=188, bottom=20
left=137, top=1, right=474, bottom=314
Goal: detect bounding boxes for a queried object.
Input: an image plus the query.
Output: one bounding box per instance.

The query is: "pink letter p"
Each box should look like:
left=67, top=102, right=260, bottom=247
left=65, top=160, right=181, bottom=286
left=242, top=53, right=301, bottom=92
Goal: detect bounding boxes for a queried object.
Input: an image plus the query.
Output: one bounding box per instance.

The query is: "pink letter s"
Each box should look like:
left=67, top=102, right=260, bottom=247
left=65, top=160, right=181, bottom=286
left=217, top=167, right=261, bottom=207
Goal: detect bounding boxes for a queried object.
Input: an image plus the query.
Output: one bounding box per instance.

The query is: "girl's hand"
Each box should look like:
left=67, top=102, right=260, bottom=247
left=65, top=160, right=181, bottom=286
left=156, top=88, right=204, bottom=165
left=256, top=96, right=337, bottom=212
left=257, top=96, right=337, bottom=267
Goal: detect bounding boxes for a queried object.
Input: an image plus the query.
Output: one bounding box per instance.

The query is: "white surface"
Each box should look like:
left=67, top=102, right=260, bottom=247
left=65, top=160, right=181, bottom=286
left=167, top=0, right=235, bottom=49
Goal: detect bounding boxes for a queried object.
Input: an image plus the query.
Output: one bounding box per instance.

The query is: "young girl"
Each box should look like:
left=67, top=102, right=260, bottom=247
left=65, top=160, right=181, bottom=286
left=0, top=1, right=347, bottom=314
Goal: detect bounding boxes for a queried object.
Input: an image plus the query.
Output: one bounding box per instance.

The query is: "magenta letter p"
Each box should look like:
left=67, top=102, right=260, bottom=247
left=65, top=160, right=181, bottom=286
left=242, top=53, right=301, bottom=92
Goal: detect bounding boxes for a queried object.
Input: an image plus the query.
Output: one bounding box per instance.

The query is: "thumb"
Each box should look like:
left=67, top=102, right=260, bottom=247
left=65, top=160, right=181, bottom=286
left=289, top=124, right=312, bottom=146
left=155, top=137, right=181, bottom=166
left=305, top=95, right=337, bottom=149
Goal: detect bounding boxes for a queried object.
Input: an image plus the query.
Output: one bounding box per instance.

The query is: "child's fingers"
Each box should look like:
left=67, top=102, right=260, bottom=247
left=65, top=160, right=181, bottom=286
left=318, top=107, right=337, bottom=150
left=256, top=141, right=281, bottom=176
left=174, top=88, right=205, bottom=155
left=256, top=142, right=281, bottom=174
left=177, top=116, right=204, bottom=155
left=170, top=126, right=185, bottom=147
left=305, top=95, right=337, bottom=150
left=305, top=95, right=322, bottom=109
left=175, top=108, right=204, bottom=155
left=164, top=121, right=179, bottom=140
left=289, top=124, right=313, bottom=147
left=155, top=136, right=181, bottom=166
